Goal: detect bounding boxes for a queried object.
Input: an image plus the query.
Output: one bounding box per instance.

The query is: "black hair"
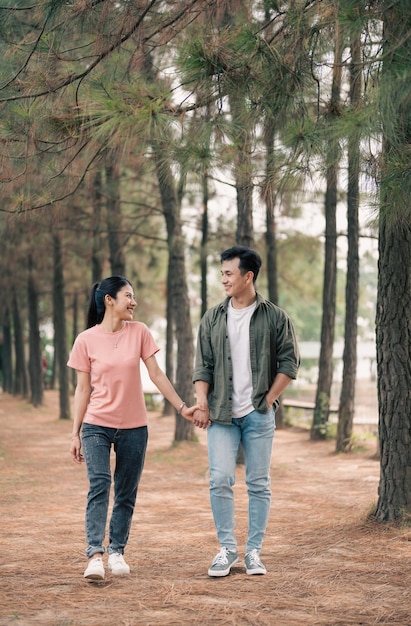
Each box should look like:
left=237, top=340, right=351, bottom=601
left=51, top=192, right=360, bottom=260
left=86, top=275, right=132, bottom=328
left=220, top=246, right=262, bottom=283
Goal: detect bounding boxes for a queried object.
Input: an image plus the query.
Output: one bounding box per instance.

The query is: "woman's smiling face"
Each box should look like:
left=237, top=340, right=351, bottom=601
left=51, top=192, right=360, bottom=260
left=108, top=285, right=137, bottom=319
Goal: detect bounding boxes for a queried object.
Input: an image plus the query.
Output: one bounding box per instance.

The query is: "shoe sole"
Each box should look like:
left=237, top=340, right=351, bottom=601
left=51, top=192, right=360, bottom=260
left=84, top=572, right=105, bottom=581
left=108, top=567, right=130, bottom=575
left=208, top=556, right=239, bottom=577
left=245, top=567, right=266, bottom=575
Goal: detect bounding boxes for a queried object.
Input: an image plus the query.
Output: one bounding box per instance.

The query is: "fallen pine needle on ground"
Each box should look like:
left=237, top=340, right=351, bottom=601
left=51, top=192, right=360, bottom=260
left=0, top=390, right=410, bottom=626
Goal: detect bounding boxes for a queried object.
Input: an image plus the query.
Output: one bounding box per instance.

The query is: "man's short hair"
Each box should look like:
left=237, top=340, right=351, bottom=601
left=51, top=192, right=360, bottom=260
left=220, top=246, right=262, bottom=282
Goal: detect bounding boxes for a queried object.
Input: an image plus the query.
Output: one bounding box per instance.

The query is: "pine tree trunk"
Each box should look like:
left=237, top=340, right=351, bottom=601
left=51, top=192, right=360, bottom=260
left=52, top=231, right=71, bottom=420
left=311, top=20, right=343, bottom=440
left=152, top=150, right=195, bottom=442
left=200, top=170, right=209, bottom=319
left=374, top=1, right=411, bottom=522
left=105, top=161, right=126, bottom=276
left=2, top=307, right=13, bottom=394
left=375, top=221, right=411, bottom=520
left=312, top=173, right=337, bottom=440
left=27, top=255, right=43, bottom=407
left=264, top=125, right=279, bottom=306
left=263, top=122, right=285, bottom=428
left=12, top=290, right=28, bottom=398
left=336, top=31, right=361, bottom=452
left=163, top=262, right=174, bottom=417
left=91, top=170, right=104, bottom=283
left=229, top=94, right=254, bottom=248
left=71, top=292, right=78, bottom=391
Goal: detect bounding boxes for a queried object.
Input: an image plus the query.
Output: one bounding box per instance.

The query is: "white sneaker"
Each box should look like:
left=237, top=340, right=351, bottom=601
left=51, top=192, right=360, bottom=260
left=84, top=557, right=105, bottom=581
left=108, top=552, right=130, bottom=575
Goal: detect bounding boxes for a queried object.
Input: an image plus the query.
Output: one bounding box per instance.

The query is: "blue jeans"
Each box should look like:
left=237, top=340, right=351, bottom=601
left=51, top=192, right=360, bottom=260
left=81, top=423, right=148, bottom=559
left=207, top=408, right=275, bottom=553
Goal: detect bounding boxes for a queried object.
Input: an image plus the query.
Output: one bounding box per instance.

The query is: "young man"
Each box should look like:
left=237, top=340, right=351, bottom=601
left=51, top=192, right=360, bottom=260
left=192, top=246, right=300, bottom=577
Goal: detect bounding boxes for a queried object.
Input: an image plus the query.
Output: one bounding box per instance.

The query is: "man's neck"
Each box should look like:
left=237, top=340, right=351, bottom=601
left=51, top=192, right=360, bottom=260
left=230, top=291, right=257, bottom=310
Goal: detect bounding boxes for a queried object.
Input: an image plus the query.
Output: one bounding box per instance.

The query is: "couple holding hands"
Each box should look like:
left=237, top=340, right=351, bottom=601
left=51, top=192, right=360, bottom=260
left=68, top=246, right=300, bottom=581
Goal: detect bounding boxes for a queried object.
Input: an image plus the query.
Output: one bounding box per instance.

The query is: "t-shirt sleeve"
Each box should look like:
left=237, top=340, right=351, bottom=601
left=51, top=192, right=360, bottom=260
left=67, top=335, right=91, bottom=372
left=140, top=323, right=160, bottom=361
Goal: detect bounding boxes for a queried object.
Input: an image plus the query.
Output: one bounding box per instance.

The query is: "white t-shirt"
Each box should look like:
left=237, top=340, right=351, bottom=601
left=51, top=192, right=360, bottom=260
left=227, top=299, right=257, bottom=418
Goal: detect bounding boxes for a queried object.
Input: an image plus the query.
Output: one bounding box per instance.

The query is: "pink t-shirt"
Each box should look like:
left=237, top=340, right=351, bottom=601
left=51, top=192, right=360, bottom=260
left=67, top=321, right=160, bottom=429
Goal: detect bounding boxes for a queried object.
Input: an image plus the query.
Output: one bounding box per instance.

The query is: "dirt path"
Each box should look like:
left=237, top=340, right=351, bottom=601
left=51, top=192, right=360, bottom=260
left=0, top=391, right=410, bottom=626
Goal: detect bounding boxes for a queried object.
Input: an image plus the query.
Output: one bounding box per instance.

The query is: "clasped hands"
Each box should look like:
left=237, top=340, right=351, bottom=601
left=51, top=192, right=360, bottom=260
left=183, top=404, right=211, bottom=429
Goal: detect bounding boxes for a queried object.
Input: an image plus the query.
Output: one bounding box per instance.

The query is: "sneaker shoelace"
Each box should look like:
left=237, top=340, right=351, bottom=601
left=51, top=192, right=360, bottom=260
left=248, top=550, right=262, bottom=566
left=213, top=548, right=229, bottom=565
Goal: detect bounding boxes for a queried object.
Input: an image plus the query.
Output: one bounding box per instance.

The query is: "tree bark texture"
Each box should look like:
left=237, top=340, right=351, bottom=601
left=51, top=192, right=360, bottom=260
left=230, top=92, right=254, bottom=249
left=264, top=124, right=279, bottom=307
left=200, top=171, right=209, bottom=319
left=12, top=290, right=28, bottom=398
left=52, top=231, right=71, bottom=420
left=71, top=292, right=78, bottom=391
left=336, top=31, right=361, bottom=452
left=375, top=221, right=411, bottom=520
left=374, top=0, right=411, bottom=521
left=263, top=122, right=285, bottom=428
left=27, top=256, right=43, bottom=407
left=105, top=161, right=126, bottom=277
left=311, top=19, right=343, bottom=440
left=2, top=307, right=13, bottom=394
left=163, top=262, right=174, bottom=417
left=91, top=170, right=104, bottom=284
left=312, top=172, right=337, bottom=439
left=152, top=150, right=195, bottom=442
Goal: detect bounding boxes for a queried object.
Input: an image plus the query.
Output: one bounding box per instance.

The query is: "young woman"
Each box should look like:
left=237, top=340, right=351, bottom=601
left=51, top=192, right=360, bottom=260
left=68, top=275, right=197, bottom=581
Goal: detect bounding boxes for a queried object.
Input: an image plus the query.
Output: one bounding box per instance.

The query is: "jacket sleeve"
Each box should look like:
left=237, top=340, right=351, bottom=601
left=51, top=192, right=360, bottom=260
left=275, top=313, right=300, bottom=379
left=192, top=313, right=215, bottom=385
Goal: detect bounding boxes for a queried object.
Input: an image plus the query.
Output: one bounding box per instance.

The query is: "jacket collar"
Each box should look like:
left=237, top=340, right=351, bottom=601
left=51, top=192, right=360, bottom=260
left=219, top=292, right=266, bottom=312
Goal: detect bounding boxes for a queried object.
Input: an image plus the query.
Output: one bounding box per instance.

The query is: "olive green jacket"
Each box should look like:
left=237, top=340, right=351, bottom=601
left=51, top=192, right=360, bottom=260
left=193, top=293, right=300, bottom=425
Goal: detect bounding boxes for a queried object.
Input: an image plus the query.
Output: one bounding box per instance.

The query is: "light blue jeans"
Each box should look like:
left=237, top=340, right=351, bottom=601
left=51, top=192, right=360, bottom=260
left=207, top=408, right=275, bottom=553
left=81, top=423, right=148, bottom=559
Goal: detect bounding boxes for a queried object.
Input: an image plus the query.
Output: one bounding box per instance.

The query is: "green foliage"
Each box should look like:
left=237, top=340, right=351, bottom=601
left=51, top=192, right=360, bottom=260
left=0, top=1, right=398, bottom=395
left=282, top=115, right=326, bottom=161
left=363, top=8, right=410, bottom=232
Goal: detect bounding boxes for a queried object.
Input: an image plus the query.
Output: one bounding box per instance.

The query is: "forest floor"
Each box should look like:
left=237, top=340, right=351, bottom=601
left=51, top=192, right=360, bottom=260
left=1, top=389, right=410, bottom=626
